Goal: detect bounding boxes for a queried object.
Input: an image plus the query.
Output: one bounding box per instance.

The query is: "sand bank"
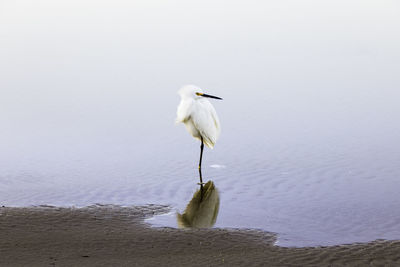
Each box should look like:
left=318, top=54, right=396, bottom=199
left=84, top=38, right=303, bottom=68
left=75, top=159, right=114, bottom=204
left=1, top=205, right=399, bottom=266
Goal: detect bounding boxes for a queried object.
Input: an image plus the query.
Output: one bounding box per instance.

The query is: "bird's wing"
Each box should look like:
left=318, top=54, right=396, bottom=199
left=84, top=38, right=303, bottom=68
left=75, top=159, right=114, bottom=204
left=191, top=99, right=220, bottom=149
left=176, top=99, right=193, bottom=123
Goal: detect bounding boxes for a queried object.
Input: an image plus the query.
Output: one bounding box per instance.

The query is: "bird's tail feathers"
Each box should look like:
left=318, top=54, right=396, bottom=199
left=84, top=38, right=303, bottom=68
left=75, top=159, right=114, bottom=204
left=203, top=139, right=215, bottom=149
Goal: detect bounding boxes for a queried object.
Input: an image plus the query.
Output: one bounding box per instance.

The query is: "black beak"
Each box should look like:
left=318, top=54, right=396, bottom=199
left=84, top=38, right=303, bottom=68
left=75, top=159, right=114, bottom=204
left=201, top=93, right=223, bottom=100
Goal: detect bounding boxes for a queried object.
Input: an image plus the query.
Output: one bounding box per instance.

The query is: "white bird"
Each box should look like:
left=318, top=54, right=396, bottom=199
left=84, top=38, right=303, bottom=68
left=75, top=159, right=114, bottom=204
left=176, top=85, right=222, bottom=184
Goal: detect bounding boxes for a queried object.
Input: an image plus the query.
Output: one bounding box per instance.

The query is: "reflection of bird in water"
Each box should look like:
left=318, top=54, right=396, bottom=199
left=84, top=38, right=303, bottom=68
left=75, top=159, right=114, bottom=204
left=176, top=85, right=222, bottom=185
left=177, top=181, right=220, bottom=228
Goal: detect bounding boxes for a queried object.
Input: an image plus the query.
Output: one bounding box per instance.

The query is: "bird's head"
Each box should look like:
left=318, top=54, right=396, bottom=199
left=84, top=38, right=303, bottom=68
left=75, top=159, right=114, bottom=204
left=178, top=85, right=222, bottom=100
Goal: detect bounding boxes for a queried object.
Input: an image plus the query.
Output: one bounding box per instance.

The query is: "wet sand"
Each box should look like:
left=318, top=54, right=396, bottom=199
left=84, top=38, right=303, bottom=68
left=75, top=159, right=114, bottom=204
left=1, top=205, right=399, bottom=267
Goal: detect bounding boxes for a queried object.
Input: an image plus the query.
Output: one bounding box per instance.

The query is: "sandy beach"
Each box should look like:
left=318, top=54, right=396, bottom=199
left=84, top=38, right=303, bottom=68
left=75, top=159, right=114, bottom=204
left=1, top=205, right=399, bottom=267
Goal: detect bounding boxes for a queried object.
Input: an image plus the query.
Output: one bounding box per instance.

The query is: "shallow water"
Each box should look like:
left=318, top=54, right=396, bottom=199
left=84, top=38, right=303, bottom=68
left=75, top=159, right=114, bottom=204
left=2, top=95, right=400, bottom=247
left=1, top=0, right=400, bottom=247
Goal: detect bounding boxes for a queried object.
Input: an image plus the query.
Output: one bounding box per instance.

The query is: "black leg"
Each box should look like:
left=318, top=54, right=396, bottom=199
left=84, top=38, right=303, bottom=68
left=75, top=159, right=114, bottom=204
left=199, top=137, right=204, bottom=199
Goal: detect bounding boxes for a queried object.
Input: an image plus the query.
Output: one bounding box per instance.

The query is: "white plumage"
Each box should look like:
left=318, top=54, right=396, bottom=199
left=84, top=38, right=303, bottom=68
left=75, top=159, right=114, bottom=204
left=176, top=85, right=221, bottom=148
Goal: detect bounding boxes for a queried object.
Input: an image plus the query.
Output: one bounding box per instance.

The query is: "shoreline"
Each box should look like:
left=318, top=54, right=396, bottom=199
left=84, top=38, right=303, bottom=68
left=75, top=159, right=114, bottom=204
left=1, top=205, right=399, bottom=266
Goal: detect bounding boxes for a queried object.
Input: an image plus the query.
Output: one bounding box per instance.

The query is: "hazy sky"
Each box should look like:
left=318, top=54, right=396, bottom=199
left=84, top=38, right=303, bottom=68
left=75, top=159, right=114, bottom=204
left=1, top=0, right=399, bottom=173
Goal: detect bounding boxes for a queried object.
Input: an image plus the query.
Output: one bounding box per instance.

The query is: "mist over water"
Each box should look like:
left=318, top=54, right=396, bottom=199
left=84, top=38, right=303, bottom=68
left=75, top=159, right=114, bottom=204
left=1, top=0, right=400, bottom=246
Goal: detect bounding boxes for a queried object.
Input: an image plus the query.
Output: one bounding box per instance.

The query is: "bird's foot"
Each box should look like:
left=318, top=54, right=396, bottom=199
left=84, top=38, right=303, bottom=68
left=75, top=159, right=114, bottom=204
left=197, top=182, right=205, bottom=185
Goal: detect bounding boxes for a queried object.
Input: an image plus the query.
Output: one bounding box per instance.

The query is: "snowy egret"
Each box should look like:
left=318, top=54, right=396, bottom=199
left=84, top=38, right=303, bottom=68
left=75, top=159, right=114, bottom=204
left=176, top=85, right=222, bottom=185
